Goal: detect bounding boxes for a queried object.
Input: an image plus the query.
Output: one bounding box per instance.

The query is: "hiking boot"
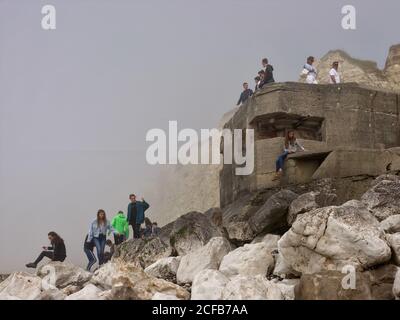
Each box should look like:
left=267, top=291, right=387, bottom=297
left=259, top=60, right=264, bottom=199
left=25, top=263, right=37, bottom=269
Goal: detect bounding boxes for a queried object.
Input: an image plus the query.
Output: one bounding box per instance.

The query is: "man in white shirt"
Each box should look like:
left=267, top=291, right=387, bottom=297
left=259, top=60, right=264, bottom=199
left=329, top=61, right=341, bottom=84
left=302, top=56, right=318, bottom=84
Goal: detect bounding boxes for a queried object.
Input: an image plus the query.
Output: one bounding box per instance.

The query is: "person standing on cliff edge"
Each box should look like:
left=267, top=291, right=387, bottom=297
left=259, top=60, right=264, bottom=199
left=329, top=61, right=341, bottom=84
left=236, top=82, right=253, bottom=106
left=127, top=194, right=150, bottom=239
left=302, top=56, right=318, bottom=84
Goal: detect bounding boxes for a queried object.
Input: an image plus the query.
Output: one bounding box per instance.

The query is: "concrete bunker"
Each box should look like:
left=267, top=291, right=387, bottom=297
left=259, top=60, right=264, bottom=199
left=250, top=112, right=325, bottom=142
left=220, top=82, right=400, bottom=207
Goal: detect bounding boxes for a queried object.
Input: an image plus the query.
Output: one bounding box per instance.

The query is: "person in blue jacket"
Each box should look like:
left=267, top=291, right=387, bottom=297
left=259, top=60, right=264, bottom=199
left=87, top=209, right=113, bottom=265
left=127, top=194, right=150, bottom=239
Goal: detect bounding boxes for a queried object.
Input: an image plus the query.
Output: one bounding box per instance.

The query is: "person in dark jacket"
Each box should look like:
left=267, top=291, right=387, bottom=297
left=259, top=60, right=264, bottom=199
left=83, top=234, right=97, bottom=271
left=127, top=194, right=150, bottom=239
left=26, top=231, right=66, bottom=268
left=152, top=222, right=161, bottom=236
left=236, top=82, right=253, bottom=106
left=261, top=58, right=275, bottom=86
left=142, top=217, right=153, bottom=238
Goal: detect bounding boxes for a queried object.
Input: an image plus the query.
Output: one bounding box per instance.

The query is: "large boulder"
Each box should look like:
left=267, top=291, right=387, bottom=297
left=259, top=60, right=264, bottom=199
left=224, top=221, right=254, bottom=244
left=65, top=284, right=104, bottom=300
left=221, top=275, right=283, bottom=300
left=387, top=233, right=400, bottom=265
left=177, top=237, right=232, bottom=284
left=0, top=272, right=42, bottom=300
left=272, top=278, right=299, bottom=300
left=219, top=242, right=275, bottom=278
left=279, top=200, right=391, bottom=274
left=251, top=234, right=280, bottom=249
left=98, top=261, right=190, bottom=300
left=220, top=193, right=264, bottom=244
left=287, top=191, right=337, bottom=226
left=37, top=261, right=92, bottom=289
left=113, top=237, right=172, bottom=269
left=169, top=211, right=223, bottom=256
left=248, top=190, right=298, bottom=235
left=272, top=252, right=301, bottom=279
left=191, top=269, right=230, bottom=300
left=370, top=174, right=400, bottom=187
left=90, top=262, right=118, bottom=290
left=380, top=215, right=400, bottom=234
left=296, top=265, right=398, bottom=300
left=35, top=288, right=67, bottom=300
left=361, top=175, right=400, bottom=221
left=144, top=256, right=182, bottom=282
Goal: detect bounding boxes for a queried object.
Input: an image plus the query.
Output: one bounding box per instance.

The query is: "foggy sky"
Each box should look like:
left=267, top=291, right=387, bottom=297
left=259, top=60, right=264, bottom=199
left=1, top=0, right=399, bottom=272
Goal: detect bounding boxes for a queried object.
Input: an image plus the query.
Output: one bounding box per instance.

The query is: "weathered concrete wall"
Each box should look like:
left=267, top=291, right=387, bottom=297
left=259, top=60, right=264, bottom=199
left=220, top=82, right=400, bottom=207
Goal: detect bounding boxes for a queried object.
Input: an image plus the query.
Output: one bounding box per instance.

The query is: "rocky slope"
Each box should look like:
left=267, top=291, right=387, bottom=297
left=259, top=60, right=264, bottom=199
left=2, top=174, right=400, bottom=300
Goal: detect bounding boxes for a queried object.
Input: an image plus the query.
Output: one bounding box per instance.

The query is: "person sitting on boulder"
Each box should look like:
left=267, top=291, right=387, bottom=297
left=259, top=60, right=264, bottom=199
left=127, top=194, right=150, bottom=239
left=111, top=211, right=129, bottom=245
left=83, top=234, right=96, bottom=271
left=273, top=130, right=305, bottom=180
left=26, top=231, right=66, bottom=268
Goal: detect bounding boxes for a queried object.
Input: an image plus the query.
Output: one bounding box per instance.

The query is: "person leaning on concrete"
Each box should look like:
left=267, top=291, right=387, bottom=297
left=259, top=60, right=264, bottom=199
left=261, top=58, right=275, bottom=86
left=236, top=82, right=253, bottom=106
left=329, top=61, right=341, bottom=84
left=127, top=194, right=150, bottom=239
left=272, top=130, right=305, bottom=181
left=302, top=56, right=318, bottom=84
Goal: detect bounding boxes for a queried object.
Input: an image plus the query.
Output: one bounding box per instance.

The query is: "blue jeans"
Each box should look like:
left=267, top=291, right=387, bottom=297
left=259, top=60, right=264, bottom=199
left=84, top=248, right=97, bottom=271
left=276, top=151, right=289, bottom=171
left=93, top=234, right=106, bottom=265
